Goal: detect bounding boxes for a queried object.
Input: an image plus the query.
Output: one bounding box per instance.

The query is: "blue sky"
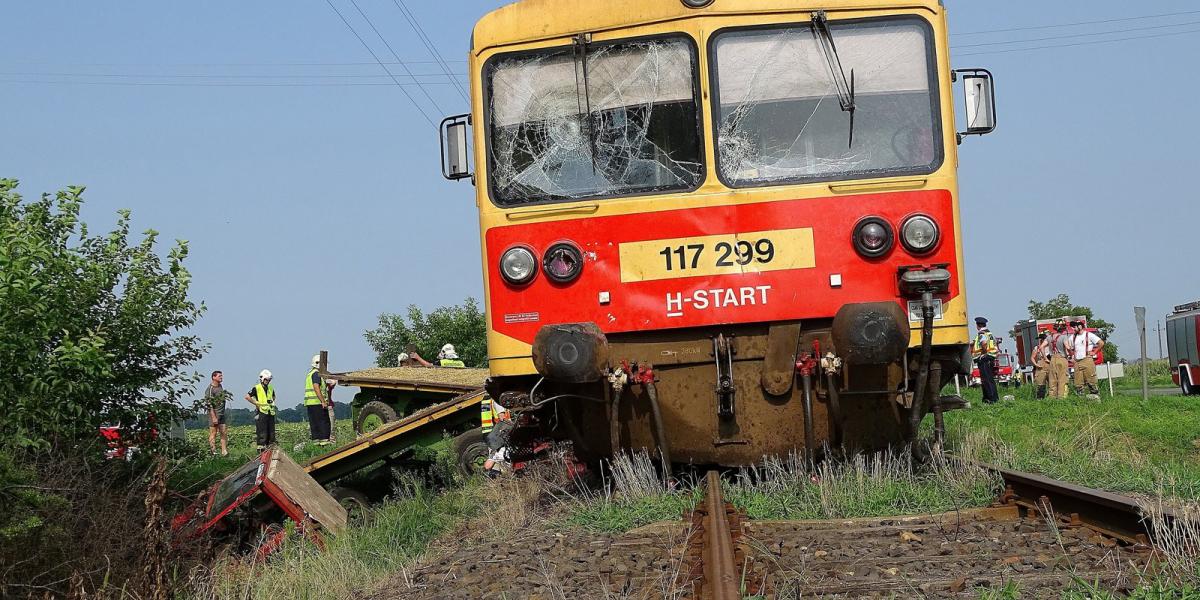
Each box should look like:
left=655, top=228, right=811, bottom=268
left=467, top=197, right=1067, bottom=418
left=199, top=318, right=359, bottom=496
left=2, top=1, right=1196, bottom=406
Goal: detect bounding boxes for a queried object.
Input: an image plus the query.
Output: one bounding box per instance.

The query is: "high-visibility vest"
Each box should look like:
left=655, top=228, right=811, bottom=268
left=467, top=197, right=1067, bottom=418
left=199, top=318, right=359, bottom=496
left=304, top=368, right=323, bottom=406
left=440, top=358, right=466, bottom=368
left=254, top=383, right=277, bottom=415
left=971, top=331, right=998, bottom=358
left=481, top=398, right=494, bottom=433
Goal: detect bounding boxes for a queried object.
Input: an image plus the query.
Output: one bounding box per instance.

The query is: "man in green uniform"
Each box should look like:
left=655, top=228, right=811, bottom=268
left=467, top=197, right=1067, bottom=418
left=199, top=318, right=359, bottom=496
left=305, top=354, right=331, bottom=445
left=970, top=317, right=1000, bottom=404
left=244, top=369, right=277, bottom=450
left=438, top=343, right=466, bottom=368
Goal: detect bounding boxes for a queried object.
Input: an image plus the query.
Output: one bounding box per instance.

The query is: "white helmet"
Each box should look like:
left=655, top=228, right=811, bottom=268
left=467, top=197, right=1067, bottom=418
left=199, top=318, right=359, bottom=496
left=259, top=369, right=272, bottom=380
left=311, top=354, right=321, bottom=368
left=440, top=343, right=458, bottom=360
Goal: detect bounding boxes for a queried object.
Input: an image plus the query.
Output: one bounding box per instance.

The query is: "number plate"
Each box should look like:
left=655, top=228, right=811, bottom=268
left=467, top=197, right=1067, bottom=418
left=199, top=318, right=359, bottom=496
left=907, top=299, right=944, bottom=322
left=619, top=228, right=815, bottom=283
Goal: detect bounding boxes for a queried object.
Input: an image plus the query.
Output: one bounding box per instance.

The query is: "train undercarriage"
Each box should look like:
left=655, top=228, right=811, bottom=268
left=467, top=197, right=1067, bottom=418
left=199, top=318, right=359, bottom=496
left=488, top=301, right=970, bottom=468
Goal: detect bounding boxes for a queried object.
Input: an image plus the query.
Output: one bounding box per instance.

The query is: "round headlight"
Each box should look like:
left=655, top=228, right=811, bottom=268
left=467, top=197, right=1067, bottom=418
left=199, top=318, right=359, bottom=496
left=852, top=217, right=894, bottom=258
left=499, top=246, right=537, bottom=285
left=543, top=241, right=584, bottom=283
left=681, top=0, right=715, bottom=7
left=900, top=215, right=940, bottom=254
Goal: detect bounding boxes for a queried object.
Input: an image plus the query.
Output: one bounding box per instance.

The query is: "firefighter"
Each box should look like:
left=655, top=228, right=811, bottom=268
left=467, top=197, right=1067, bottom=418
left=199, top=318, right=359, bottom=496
left=245, top=369, right=278, bottom=450
left=305, top=355, right=332, bottom=445
left=1067, top=319, right=1104, bottom=399
left=438, top=344, right=466, bottom=368
left=1031, top=331, right=1050, bottom=399
left=971, top=317, right=1000, bottom=404
left=1047, top=318, right=1070, bottom=399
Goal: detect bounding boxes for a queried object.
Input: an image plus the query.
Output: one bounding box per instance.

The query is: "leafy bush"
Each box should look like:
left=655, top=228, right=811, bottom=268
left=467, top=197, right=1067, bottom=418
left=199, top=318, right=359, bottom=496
left=0, top=179, right=206, bottom=451
left=364, top=298, right=487, bottom=367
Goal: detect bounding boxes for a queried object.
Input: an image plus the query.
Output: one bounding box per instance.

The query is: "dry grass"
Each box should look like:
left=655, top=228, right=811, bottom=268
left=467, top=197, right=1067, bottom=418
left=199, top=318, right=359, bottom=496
left=726, top=445, right=1001, bottom=521
left=332, top=366, right=488, bottom=388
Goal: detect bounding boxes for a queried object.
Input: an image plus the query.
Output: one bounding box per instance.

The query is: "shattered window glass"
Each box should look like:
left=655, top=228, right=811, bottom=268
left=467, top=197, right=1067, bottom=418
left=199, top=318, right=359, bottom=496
left=712, top=18, right=941, bottom=187
left=486, top=37, right=703, bottom=206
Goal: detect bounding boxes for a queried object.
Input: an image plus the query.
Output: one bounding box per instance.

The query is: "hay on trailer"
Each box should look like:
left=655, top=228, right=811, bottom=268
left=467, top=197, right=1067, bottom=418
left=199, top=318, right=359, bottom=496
left=329, top=366, right=489, bottom=390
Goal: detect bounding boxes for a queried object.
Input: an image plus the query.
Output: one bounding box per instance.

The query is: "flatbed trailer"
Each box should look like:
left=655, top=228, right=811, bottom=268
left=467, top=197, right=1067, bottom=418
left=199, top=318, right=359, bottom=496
left=326, top=365, right=489, bottom=435
left=304, top=388, right=488, bottom=486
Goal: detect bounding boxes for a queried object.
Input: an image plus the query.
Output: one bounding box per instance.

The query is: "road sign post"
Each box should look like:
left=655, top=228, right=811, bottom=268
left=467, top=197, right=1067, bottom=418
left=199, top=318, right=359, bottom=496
left=1134, top=307, right=1148, bottom=402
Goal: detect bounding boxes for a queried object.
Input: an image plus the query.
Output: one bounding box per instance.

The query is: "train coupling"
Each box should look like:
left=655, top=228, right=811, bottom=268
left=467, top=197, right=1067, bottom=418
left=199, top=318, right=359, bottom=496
left=897, top=264, right=951, bottom=296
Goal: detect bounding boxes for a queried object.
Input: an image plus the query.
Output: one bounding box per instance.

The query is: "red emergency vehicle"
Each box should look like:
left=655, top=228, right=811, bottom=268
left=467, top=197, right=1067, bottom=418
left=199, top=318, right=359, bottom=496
left=970, top=351, right=1019, bottom=387
left=1167, top=301, right=1200, bottom=395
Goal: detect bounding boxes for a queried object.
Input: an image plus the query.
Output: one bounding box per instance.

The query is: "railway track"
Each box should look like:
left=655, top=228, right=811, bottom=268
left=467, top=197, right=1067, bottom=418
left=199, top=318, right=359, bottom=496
left=383, top=459, right=1175, bottom=599
left=677, top=462, right=1167, bottom=599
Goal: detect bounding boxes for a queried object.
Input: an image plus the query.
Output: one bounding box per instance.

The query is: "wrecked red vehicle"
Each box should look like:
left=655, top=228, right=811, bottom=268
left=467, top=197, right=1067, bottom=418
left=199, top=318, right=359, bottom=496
left=172, top=448, right=346, bottom=557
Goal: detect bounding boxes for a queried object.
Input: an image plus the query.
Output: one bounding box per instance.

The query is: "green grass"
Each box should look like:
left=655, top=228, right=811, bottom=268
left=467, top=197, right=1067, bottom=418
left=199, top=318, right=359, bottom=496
left=173, top=420, right=356, bottom=494
left=564, top=486, right=701, bottom=533
left=725, top=449, right=1001, bottom=521
left=943, top=385, right=1200, bottom=499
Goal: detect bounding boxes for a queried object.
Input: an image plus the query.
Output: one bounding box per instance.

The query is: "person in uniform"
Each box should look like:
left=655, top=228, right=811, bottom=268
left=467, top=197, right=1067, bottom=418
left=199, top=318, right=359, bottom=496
left=1030, top=331, right=1050, bottom=399
left=304, top=355, right=331, bottom=445
left=438, top=344, right=466, bottom=368
left=970, top=317, right=1000, bottom=404
left=1046, top=319, right=1070, bottom=398
left=1067, top=319, right=1104, bottom=400
left=244, top=369, right=277, bottom=450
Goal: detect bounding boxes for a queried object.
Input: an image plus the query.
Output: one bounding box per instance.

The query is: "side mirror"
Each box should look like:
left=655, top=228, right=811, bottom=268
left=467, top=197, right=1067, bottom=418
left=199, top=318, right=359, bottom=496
left=440, top=114, right=472, bottom=181
left=954, top=68, right=996, bottom=142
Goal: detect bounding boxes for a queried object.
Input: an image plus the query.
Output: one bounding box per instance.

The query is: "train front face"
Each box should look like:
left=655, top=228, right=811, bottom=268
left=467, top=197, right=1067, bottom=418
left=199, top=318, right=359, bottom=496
left=465, top=0, right=974, bottom=465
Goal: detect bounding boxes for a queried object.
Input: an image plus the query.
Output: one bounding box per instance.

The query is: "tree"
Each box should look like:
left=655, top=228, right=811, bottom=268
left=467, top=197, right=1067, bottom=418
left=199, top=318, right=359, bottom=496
left=364, top=298, right=487, bottom=368
left=0, top=180, right=206, bottom=451
left=1022, top=293, right=1119, bottom=362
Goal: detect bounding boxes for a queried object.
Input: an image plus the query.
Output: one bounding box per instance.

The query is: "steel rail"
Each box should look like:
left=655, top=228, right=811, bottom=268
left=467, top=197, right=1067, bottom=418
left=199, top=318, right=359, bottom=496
left=700, top=470, right=740, bottom=600
left=975, top=461, right=1175, bottom=545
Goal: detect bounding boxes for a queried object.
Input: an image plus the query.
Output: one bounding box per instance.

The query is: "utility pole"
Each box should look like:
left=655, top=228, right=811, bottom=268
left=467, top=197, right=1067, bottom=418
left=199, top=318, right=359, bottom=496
left=1155, top=320, right=1164, bottom=359
left=1135, top=307, right=1149, bottom=401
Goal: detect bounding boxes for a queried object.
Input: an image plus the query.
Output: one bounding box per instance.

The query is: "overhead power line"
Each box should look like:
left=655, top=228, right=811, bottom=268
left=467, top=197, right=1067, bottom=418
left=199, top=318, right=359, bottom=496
left=955, top=8, right=1200, bottom=36
left=954, top=17, right=1200, bottom=49
left=955, top=26, right=1200, bottom=57
left=322, top=0, right=435, bottom=127
left=345, top=0, right=443, bottom=116
left=392, top=0, right=470, bottom=102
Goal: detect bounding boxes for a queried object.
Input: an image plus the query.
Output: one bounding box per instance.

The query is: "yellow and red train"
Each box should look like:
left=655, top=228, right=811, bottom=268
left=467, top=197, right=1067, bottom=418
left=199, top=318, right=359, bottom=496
left=440, top=0, right=996, bottom=467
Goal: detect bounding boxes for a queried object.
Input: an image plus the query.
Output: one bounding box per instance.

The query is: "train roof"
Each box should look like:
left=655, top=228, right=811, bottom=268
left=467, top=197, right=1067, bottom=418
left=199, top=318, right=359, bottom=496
left=473, top=0, right=943, bottom=52
left=326, top=366, right=488, bottom=393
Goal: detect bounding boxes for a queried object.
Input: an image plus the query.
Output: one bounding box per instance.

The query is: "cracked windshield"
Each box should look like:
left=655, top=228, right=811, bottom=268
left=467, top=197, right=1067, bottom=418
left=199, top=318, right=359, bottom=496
left=714, top=18, right=940, bottom=186
left=486, top=38, right=703, bottom=205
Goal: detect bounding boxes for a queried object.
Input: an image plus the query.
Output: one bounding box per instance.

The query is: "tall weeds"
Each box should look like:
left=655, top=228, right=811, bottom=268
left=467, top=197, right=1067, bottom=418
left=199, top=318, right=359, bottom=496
left=727, top=446, right=1001, bottom=520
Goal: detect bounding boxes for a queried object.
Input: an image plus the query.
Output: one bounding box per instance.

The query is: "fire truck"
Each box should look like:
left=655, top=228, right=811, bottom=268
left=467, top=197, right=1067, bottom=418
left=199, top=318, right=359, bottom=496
left=437, top=0, right=996, bottom=466
left=1167, top=301, right=1200, bottom=395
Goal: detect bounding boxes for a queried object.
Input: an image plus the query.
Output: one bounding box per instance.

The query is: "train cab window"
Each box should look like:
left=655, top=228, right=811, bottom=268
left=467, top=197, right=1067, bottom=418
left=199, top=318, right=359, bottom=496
left=710, top=17, right=942, bottom=188
left=485, top=36, right=703, bottom=206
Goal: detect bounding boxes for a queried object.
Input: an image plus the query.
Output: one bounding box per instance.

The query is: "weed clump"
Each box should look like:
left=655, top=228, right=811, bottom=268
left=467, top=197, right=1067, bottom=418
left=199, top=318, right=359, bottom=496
left=725, top=446, right=1001, bottom=520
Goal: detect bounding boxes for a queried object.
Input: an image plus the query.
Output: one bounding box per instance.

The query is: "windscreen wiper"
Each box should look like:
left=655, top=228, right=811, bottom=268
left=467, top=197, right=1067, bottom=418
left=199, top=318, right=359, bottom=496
left=811, top=11, right=856, bottom=148
left=573, top=33, right=599, bottom=174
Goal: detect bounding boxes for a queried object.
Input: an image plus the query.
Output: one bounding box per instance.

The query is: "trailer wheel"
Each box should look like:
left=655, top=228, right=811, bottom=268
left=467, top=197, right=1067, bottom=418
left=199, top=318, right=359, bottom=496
left=451, top=429, right=490, bottom=477
left=329, top=486, right=371, bottom=514
left=355, top=401, right=398, bottom=435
